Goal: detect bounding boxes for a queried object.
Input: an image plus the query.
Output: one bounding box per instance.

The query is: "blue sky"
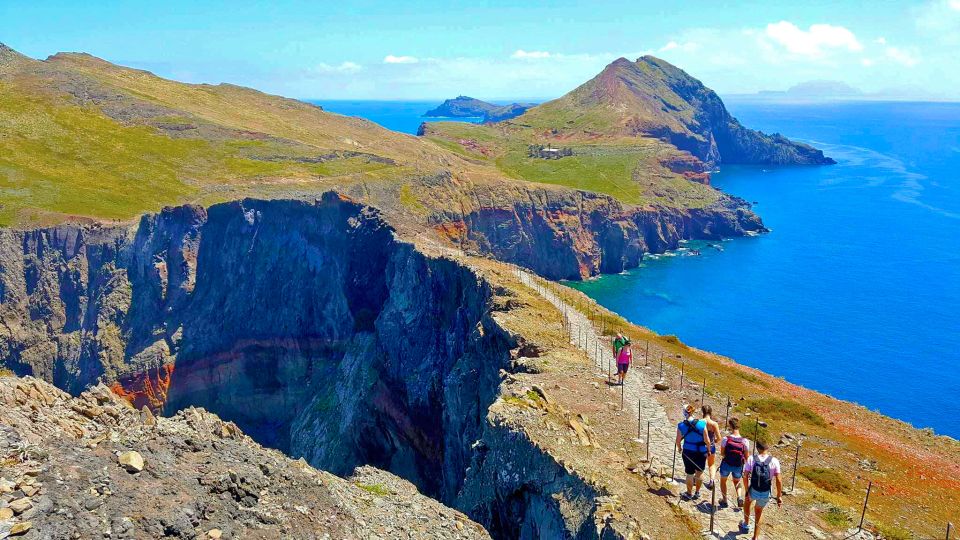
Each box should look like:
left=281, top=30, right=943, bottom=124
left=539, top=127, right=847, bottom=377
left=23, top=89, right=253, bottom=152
left=2, top=0, right=958, bottom=100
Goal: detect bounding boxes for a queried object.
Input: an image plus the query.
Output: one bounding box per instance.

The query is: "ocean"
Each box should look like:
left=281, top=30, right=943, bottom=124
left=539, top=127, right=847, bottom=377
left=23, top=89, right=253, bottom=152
left=316, top=99, right=960, bottom=438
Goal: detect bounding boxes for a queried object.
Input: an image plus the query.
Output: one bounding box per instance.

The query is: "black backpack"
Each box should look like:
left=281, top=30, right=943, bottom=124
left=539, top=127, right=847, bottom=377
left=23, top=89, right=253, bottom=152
left=750, top=456, right=773, bottom=493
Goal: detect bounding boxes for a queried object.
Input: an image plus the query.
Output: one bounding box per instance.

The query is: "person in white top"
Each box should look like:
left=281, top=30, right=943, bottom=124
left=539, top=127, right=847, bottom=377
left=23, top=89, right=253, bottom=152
left=739, top=439, right=782, bottom=540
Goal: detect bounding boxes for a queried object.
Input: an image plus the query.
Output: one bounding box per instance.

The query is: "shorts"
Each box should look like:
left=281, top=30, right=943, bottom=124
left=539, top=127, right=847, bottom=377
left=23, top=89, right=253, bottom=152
left=749, top=488, right=771, bottom=508
left=719, top=461, right=743, bottom=479
left=710, top=444, right=717, bottom=455
left=617, top=363, right=629, bottom=375
left=682, top=449, right=707, bottom=475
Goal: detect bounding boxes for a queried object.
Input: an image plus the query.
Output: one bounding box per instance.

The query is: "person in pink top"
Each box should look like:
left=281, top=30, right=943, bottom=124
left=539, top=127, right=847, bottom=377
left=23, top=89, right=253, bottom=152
left=615, top=339, right=632, bottom=385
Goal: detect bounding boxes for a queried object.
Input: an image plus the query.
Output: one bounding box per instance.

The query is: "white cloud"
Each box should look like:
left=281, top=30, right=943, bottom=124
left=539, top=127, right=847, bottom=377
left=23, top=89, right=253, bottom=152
left=659, top=41, right=699, bottom=53
left=313, top=61, right=362, bottom=74
left=875, top=37, right=887, bottom=45
left=384, top=55, right=419, bottom=64
left=861, top=58, right=875, bottom=67
left=951, top=0, right=960, bottom=9
left=511, top=49, right=552, bottom=60
left=885, top=46, right=920, bottom=66
left=916, top=1, right=960, bottom=43
left=764, top=21, right=863, bottom=58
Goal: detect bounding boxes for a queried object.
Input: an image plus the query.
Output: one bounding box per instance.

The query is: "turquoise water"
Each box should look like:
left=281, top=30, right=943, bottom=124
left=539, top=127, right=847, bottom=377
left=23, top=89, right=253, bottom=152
left=310, top=99, right=960, bottom=437
left=570, top=101, right=960, bottom=437
left=309, top=100, right=483, bottom=134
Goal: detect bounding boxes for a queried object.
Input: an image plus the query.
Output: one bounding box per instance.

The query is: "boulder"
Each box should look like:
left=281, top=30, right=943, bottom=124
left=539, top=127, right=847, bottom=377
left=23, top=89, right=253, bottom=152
left=118, top=451, right=145, bottom=473
left=8, top=497, right=32, bottom=514
left=10, top=521, right=32, bottom=536
left=653, top=381, right=670, bottom=391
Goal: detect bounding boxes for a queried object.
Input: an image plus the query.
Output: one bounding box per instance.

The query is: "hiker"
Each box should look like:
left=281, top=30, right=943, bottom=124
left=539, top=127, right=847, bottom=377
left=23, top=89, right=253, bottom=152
left=739, top=439, right=783, bottom=540
left=615, top=339, right=632, bottom=385
left=675, top=404, right=712, bottom=500
left=718, top=416, right=750, bottom=508
left=701, top=404, right=722, bottom=490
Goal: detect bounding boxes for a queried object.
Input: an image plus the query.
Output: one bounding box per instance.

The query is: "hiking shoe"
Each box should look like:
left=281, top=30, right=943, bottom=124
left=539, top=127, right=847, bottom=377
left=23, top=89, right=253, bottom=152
left=680, top=492, right=693, bottom=501
left=737, top=496, right=744, bottom=507
left=704, top=479, right=715, bottom=490
left=739, top=522, right=751, bottom=534
left=692, top=491, right=701, bottom=500
left=718, top=498, right=728, bottom=509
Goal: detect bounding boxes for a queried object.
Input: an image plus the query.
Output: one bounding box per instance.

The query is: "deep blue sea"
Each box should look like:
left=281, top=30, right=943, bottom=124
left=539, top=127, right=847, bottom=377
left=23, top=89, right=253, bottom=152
left=315, top=99, right=960, bottom=437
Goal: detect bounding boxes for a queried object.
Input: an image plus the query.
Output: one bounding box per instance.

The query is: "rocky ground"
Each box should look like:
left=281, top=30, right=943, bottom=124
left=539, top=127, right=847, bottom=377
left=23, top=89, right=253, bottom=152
left=0, top=376, right=489, bottom=540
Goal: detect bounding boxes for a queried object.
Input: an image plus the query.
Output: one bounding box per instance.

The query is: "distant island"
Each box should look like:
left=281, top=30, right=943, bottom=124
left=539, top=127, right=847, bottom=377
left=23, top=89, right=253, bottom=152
left=424, top=95, right=535, bottom=122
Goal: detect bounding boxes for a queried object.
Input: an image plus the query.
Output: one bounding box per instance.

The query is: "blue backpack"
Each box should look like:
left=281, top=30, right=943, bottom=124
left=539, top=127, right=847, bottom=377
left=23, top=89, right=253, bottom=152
left=679, top=419, right=707, bottom=453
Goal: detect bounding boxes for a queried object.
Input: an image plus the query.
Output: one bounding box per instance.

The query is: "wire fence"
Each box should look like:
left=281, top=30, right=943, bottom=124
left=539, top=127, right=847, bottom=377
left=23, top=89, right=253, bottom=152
left=516, top=267, right=955, bottom=540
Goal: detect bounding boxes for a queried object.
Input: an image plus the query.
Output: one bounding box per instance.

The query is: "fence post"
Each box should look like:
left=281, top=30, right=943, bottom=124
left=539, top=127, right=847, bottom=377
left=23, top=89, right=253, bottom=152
left=946, top=522, right=953, bottom=540
left=679, top=362, right=685, bottom=389
left=646, top=420, right=651, bottom=462
left=621, top=381, right=624, bottom=410
left=659, top=355, right=664, bottom=380
left=754, top=417, right=762, bottom=455
left=645, top=340, right=650, bottom=366
left=724, top=397, right=730, bottom=426
left=671, top=440, right=678, bottom=483
left=700, top=377, right=706, bottom=405
left=858, top=480, right=873, bottom=532
left=790, top=442, right=801, bottom=493
left=637, top=400, right=642, bottom=439
left=709, top=480, right=717, bottom=534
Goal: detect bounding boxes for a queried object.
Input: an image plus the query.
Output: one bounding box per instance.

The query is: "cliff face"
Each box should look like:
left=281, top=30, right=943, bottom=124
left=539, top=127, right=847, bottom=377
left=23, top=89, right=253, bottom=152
left=0, top=195, right=620, bottom=539
left=430, top=186, right=764, bottom=280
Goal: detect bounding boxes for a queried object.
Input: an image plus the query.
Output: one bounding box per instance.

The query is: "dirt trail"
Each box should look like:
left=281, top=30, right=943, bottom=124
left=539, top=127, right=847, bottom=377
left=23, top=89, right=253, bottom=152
left=516, top=270, right=871, bottom=540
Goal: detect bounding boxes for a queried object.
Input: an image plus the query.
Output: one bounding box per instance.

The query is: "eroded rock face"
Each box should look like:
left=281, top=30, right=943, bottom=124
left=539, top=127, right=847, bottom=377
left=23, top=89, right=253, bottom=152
left=448, top=190, right=764, bottom=280
left=0, top=195, right=621, bottom=539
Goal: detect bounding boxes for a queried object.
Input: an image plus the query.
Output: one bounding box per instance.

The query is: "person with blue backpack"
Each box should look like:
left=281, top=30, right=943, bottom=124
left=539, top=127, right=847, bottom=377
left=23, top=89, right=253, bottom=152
left=739, top=439, right=783, bottom=540
left=675, top=403, right=713, bottom=500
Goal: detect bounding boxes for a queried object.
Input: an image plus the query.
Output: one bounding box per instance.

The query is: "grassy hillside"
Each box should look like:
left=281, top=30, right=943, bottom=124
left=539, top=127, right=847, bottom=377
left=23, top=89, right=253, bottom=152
left=0, top=45, right=451, bottom=226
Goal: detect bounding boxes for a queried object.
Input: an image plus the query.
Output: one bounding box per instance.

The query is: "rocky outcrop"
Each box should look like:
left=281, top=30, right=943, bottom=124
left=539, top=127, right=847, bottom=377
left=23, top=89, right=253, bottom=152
left=425, top=96, right=535, bottom=122
left=0, top=375, right=491, bottom=539
left=429, top=186, right=764, bottom=280
left=0, top=194, right=624, bottom=539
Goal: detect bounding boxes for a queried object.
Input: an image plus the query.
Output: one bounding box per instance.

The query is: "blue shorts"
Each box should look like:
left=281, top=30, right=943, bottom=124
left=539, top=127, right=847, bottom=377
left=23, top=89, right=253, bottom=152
left=719, top=461, right=743, bottom=479
left=749, top=488, right=771, bottom=508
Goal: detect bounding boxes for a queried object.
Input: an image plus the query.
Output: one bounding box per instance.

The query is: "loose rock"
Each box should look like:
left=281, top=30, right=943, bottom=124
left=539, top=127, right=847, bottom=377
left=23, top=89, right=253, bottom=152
left=118, top=451, right=145, bottom=473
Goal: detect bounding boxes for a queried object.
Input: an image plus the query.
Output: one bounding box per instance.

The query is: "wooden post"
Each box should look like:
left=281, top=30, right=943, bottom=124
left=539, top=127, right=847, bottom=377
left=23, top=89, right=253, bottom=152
left=659, top=355, right=664, bottom=380
left=946, top=522, right=953, bottom=540
left=858, top=481, right=873, bottom=532
left=790, top=442, right=801, bottom=493
left=724, top=397, right=731, bottom=426
left=679, top=362, right=685, bottom=389
left=645, top=340, right=650, bottom=366
left=621, top=381, right=624, bottom=410
left=700, top=377, right=706, bottom=405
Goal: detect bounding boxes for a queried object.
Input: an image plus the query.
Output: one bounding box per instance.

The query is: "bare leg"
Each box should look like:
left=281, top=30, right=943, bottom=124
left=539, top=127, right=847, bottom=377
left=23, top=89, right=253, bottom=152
left=720, top=475, right=728, bottom=502
left=752, top=505, right=765, bottom=540
left=694, top=471, right=703, bottom=493
left=742, top=493, right=753, bottom=526
left=685, top=474, right=694, bottom=496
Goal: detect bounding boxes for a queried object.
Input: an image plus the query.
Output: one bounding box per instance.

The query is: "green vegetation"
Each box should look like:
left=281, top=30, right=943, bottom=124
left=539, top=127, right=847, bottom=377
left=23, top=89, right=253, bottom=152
left=741, top=398, right=827, bottom=427
left=823, top=505, right=851, bottom=528
left=799, top=467, right=852, bottom=493
left=356, top=483, right=391, bottom=497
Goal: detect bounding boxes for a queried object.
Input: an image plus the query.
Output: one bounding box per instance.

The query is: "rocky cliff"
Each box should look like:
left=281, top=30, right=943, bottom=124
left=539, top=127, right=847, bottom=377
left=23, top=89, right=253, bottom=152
left=424, top=179, right=765, bottom=280
left=0, top=194, right=623, bottom=539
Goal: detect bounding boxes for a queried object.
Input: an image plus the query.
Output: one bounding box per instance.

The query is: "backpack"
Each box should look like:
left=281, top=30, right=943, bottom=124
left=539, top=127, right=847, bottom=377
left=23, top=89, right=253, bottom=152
left=750, top=455, right=773, bottom=493
left=723, top=436, right=747, bottom=468
left=680, top=419, right=707, bottom=453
